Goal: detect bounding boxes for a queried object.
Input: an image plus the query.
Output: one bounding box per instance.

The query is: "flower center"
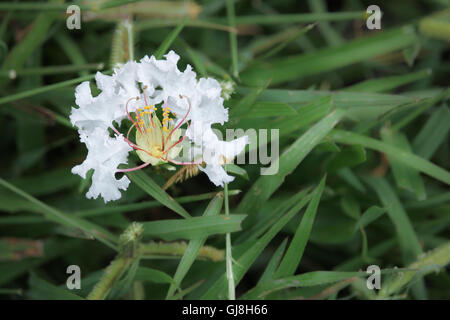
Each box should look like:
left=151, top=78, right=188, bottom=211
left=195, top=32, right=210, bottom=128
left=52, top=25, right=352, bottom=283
left=120, top=93, right=192, bottom=167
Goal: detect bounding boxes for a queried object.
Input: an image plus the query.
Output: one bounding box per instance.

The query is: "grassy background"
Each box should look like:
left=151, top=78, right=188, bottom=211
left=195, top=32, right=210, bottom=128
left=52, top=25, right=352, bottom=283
left=0, top=0, right=449, bottom=300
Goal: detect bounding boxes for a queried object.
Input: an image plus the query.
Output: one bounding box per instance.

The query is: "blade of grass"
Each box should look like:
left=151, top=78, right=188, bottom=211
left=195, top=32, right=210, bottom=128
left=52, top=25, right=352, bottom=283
left=380, top=126, right=426, bottom=200
left=0, top=73, right=98, bottom=106
left=257, top=238, right=288, bottom=285
left=329, top=129, right=450, bottom=185
left=0, top=178, right=118, bottom=250
left=211, top=12, right=364, bottom=25
left=241, top=26, right=417, bottom=86
left=166, top=193, right=223, bottom=298
left=201, top=193, right=312, bottom=299
left=127, top=170, right=190, bottom=218
left=238, top=105, right=344, bottom=215
left=307, top=0, right=344, bottom=46
left=412, top=105, right=450, bottom=159
left=364, top=177, right=422, bottom=264
left=275, top=175, right=326, bottom=277
left=0, top=10, right=58, bottom=88
left=225, top=0, right=238, bottom=78
left=141, top=214, right=246, bottom=241
left=154, top=17, right=188, bottom=59
left=343, top=69, right=432, bottom=93
left=256, top=23, right=316, bottom=61
left=379, top=241, right=450, bottom=298
left=241, top=271, right=365, bottom=300
left=391, top=87, right=450, bottom=131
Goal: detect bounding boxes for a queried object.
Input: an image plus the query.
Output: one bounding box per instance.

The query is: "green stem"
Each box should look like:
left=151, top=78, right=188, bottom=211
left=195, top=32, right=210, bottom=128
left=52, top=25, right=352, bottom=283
left=0, top=73, right=111, bottom=106
left=140, top=241, right=224, bottom=262
left=0, top=63, right=104, bottom=77
left=87, top=256, right=131, bottom=300
left=226, top=0, right=238, bottom=78
left=224, top=182, right=235, bottom=300
left=127, top=20, right=134, bottom=61
left=88, top=222, right=143, bottom=300
left=0, top=1, right=145, bottom=11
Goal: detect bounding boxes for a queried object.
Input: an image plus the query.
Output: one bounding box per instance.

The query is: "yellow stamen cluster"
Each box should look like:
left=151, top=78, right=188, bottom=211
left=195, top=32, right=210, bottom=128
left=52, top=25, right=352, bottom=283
left=162, top=105, right=172, bottom=132
left=136, top=105, right=157, bottom=133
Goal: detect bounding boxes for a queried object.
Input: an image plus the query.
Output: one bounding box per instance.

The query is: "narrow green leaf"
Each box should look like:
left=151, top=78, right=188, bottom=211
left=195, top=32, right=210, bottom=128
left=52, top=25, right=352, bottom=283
left=241, top=271, right=365, bottom=300
left=0, top=73, right=97, bottom=106
left=354, top=206, right=386, bottom=232
left=127, top=170, right=190, bottom=218
left=275, top=175, right=326, bottom=278
left=0, top=178, right=118, bottom=250
left=201, top=193, right=311, bottom=299
left=166, top=194, right=223, bottom=298
left=412, top=105, right=450, bottom=160
left=330, top=129, right=450, bottom=185
left=154, top=18, right=187, bottom=59
left=241, top=27, right=417, bottom=86
left=135, top=267, right=177, bottom=286
left=258, top=238, right=288, bottom=285
left=225, top=164, right=248, bottom=180
left=229, top=80, right=271, bottom=120
left=364, top=177, right=422, bottom=264
left=326, top=144, right=366, bottom=173
left=380, top=127, right=426, bottom=200
left=344, top=69, right=432, bottom=93
left=141, top=214, right=246, bottom=241
left=225, top=0, right=238, bottom=78
left=27, top=273, right=83, bottom=300
left=0, top=10, right=57, bottom=88
left=243, top=101, right=297, bottom=118
left=379, top=241, right=450, bottom=298
left=238, top=105, right=343, bottom=214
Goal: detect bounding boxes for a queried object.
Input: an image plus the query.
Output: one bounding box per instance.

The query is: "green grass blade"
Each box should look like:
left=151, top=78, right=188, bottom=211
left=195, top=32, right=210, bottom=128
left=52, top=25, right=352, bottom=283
left=241, top=26, right=417, bottom=86
left=238, top=104, right=343, bottom=214
left=0, top=11, right=57, bottom=88
left=225, top=0, right=238, bottom=78
left=275, top=175, right=326, bottom=278
left=364, top=177, right=422, bottom=264
left=141, top=214, right=246, bottom=241
left=27, top=273, right=84, bottom=300
left=379, top=241, right=450, bottom=298
left=166, top=193, right=223, bottom=298
left=154, top=18, right=187, bottom=59
left=201, top=193, right=311, bottom=299
left=380, top=127, right=426, bottom=200
left=257, top=238, right=288, bottom=285
left=212, top=12, right=364, bottom=25
left=0, top=73, right=97, bottom=106
left=343, top=69, right=432, bottom=93
left=308, top=0, right=344, bottom=46
left=0, top=178, right=118, bottom=250
left=241, top=271, right=364, bottom=299
left=412, top=105, right=450, bottom=159
left=330, top=129, right=450, bottom=185
left=127, top=170, right=190, bottom=218
left=242, top=101, right=297, bottom=118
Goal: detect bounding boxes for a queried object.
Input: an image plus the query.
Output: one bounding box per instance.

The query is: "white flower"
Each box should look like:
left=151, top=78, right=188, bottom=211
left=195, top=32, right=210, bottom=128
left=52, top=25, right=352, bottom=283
left=71, top=50, right=248, bottom=202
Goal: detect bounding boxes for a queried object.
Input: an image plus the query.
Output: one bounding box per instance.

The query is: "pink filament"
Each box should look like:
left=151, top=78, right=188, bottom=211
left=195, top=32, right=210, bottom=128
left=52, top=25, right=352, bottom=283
left=117, top=161, right=151, bottom=172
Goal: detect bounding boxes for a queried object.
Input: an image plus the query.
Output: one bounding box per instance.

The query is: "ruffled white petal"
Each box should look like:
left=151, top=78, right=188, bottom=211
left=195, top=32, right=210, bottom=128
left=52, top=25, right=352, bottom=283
left=72, top=128, right=133, bottom=203
left=199, top=131, right=249, bottom=186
